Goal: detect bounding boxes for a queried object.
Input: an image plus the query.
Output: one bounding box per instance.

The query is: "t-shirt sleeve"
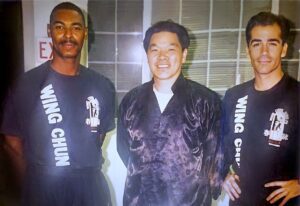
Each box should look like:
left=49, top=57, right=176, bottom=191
left=1, top=90, right=22, bottom=138
left=100, top=79, right=116, bottom=133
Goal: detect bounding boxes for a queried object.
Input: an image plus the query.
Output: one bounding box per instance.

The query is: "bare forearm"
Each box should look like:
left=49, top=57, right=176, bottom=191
left=4, top=136, right=25, bottom=182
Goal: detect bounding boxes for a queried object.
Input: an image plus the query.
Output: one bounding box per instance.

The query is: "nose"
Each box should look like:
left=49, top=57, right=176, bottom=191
left=261, top=43, right=269, bottom=54
left=64, top=27, right=72, bottom=38
left=158, top=51, right=168, bottom=60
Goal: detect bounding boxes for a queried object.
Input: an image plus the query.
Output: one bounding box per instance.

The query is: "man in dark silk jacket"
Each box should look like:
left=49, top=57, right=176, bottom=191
left=117, top=20, right=223, bottom=206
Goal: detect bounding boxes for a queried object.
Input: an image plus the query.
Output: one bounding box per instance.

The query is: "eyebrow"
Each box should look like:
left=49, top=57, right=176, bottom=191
left=250, top=38, right=281, bottom=44
left=52, top=21, right=84, bottom=27
left=149, top=43, right=179, bottom=48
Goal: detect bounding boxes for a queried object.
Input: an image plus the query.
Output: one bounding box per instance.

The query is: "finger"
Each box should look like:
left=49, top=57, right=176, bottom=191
left=265, top=181, right=284, bottom=187
left=223, top=184, right=235, bottom=201
left=230, top=177, right=241, bottom=195
left=223, top=180, right=240, bottom=200
left=270, top=191, right=287, bottom=204
left=266, top=188, right=285, bottom=201
left=279, top=196, right=290, bottom=206
left=228, top=193, right=235, bottom=201
left=226, top=178, right=241, bottom=198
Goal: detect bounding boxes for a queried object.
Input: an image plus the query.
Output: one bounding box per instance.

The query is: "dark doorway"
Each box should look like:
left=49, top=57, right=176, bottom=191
left=0, top=1, right=24, bottom=205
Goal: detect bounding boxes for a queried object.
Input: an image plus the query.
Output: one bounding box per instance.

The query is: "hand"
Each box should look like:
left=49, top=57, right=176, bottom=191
left=222, top=173, right=241, bottom=201
left=265, top=179, right=300, bottom=206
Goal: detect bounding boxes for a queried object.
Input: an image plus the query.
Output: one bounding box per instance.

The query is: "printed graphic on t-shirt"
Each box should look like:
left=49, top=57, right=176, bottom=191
left=40, top=84, right=70, bottom=167
left=85, top=96, right=100, bottom=132
left=264, top=108, right=289, bottom=147
left=233, top=95, right=248, bottom=167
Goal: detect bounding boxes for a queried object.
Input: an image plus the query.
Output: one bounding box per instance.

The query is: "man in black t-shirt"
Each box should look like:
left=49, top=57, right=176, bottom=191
left=222, top=12, right=300, bottom=206
left=0, top=2, right=115, bottom=206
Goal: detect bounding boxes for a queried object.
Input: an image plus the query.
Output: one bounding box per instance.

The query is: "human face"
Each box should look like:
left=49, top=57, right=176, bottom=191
left=247, top=24, right=287, bottom=78
left=147, top=31, right=187, bottom=83
left=48, top=9, right=87, bottom=60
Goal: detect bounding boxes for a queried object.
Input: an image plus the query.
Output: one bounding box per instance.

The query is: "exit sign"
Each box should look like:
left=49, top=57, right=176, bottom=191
left=36, top=37, right=53, bottom=63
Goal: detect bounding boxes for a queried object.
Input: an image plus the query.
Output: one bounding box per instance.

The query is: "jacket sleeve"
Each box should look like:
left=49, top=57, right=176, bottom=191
left=202, top=94, right=223, bottom=200
left=116, top=99, right=131, bottom=167
left=221, top=90, right=236, bottom=180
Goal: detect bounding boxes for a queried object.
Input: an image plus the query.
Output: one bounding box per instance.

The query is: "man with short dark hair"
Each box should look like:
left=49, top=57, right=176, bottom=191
left=1, top=2, right=115, bottom=206
left=222, top=12, right=300, bottom=206
left=117, top=20, right=223, bottom=205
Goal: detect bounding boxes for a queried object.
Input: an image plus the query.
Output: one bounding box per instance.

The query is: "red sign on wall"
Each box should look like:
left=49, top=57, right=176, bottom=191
left=37, top=37, right=53, bottom=63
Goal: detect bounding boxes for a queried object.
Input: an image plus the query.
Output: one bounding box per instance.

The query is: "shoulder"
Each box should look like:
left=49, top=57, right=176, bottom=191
left=82, top=66, right=115, bottom=90
left=120, top=81, right=151, bottom=108
left=224, top=80, right=253, bottom=100
left=12, top=62, right=49, bottom=91
left=285, top=75, right=299, bottom=89
left=185, top=78, right=221, bottom=103
left=22, top=62, right=48, bottom=81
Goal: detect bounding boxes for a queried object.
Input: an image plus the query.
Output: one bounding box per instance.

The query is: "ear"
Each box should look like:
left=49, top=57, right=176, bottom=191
left=182, top=48, right=188, bottom=63
left=84, top=27, right=88, bottom=40
left=281, top=43, right=288, bottom=58
left=246, top=46, right=250, bottom=59
left=47, top=24, right=51, bottom=37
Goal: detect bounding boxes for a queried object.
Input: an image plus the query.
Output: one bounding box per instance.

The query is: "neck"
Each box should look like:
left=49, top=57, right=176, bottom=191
left=254, top=70, right=284, bottom=91
left=50, top=56, right=81, bottom=76
left=153, top=78, right=176, bottom=94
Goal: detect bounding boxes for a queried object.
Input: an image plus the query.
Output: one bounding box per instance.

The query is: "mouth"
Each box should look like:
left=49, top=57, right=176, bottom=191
left=60, top=40, right=77, bottom=49
left=258, top=60, right=271, bottom=64
left=157, top=64, right=169, bottom=69
left=62, top=42, right=76, bottom=49
left=258, top=56, right=271, bottom=64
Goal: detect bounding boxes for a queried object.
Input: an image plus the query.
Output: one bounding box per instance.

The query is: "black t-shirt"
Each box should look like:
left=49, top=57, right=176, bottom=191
left=222, top=75, right=300, bottom=205
left=1, top=61, right=115, bottom=170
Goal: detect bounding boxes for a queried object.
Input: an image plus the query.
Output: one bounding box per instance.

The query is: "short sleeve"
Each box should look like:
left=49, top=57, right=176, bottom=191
left=1, top=90, right=22, bottom=138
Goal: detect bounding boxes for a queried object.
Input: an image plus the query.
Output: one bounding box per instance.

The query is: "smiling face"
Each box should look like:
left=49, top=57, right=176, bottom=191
left=48, top=9, right=87, bottom=61
left=147, top=31, right=187, bottom=82
left=147, top=31, right=187, bottom=84
left=247, top=24, right=288, bottom=78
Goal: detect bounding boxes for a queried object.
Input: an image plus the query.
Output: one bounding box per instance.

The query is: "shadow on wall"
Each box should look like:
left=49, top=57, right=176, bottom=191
left=282, top=18, right=297, bottom=78
left=87, top=13, right=95, bottom=54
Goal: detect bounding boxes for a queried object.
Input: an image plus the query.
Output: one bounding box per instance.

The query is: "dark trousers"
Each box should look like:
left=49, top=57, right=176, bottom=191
left=22, top=167, right=111, bottom=206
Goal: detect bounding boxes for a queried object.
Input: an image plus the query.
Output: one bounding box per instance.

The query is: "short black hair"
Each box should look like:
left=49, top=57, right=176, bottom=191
left=50, top=2, right=85, bottom=26
left=246, top=12, right=290, bottom=46
left=143, top=20, right=190, bottom=52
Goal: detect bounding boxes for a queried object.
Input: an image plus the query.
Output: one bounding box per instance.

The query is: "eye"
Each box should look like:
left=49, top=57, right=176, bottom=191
left=55, top=25, right=64, bottom=30
left=73, top=26, right=83, bottom=31
left=251, top=42, right=260, bottom=47
left=268, top=42, right=278, bottom=46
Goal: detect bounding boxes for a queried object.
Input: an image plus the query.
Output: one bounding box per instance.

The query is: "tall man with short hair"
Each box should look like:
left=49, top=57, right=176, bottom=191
left=222, top=12, right=300, bottom=206
left=117, top=20, right=223, bottom=205
left=1, top=2, right=115, bottom=205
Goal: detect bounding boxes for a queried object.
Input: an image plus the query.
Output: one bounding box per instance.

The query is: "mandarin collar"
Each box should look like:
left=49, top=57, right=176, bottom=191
left=150, top=73, right=186, bottom=94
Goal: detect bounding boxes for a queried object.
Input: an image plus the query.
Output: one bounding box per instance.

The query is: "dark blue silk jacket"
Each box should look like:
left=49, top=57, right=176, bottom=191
left=117, top=74, right=223, bottom=206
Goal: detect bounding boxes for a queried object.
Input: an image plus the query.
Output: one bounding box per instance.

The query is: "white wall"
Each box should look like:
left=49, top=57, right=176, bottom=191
left=102, top=130, right=127, bottom=206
